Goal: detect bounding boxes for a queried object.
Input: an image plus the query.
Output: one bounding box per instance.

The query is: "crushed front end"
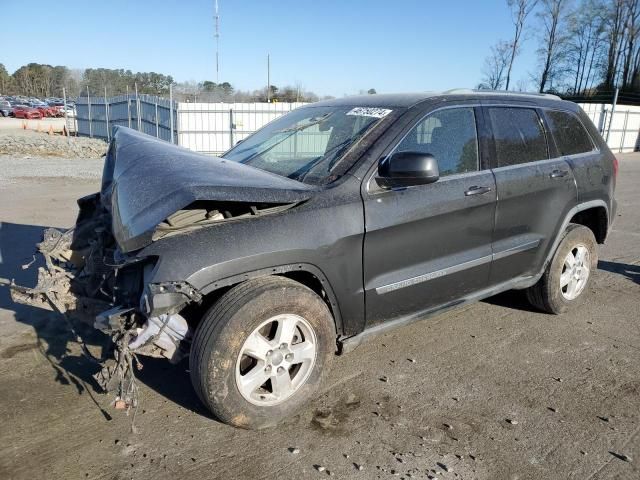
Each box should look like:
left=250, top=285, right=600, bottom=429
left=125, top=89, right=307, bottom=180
left=6, top=192, right=199, bottom=411
left=2, top=125, right=312, bottom=414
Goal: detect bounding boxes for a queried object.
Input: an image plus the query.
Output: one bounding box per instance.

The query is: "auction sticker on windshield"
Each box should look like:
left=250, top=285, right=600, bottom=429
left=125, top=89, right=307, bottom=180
left=346, top=107, right=392, bottom=118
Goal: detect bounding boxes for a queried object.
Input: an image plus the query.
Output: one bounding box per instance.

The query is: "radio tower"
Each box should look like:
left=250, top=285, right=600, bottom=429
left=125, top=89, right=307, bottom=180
left=214, top=0, right=220, bottom=82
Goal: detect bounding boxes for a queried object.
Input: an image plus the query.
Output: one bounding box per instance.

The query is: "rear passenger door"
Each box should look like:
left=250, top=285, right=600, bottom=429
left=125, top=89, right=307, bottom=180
left=542, top=109, right=603, bottom=206
left=484, top=106, right=577, bottom=285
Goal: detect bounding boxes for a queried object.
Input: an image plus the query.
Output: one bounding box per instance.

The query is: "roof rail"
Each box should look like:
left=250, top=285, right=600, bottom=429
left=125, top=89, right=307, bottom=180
left=442, top=88, right=562, bottom=101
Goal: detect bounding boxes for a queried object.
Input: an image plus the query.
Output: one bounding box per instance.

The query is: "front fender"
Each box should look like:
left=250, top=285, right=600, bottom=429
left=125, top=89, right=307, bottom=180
left=138, top=193, right=366, bottom=336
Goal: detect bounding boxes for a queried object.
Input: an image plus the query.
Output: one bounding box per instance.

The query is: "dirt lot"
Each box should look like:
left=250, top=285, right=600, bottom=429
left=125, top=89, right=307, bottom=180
left=0, top=153, right=638, bottom=480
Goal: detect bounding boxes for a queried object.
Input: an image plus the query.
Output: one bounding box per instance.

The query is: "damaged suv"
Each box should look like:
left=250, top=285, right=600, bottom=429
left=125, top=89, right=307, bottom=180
left=7, top=91, right=617, bottom=429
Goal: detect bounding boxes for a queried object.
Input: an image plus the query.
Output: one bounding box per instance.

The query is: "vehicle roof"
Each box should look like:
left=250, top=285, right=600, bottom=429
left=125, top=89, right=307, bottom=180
left=311, top=89, right=574, bottom=111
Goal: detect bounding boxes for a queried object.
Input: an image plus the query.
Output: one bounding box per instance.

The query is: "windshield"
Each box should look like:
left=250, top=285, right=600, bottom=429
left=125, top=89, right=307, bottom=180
left=222, top=106, right=392, bottom=185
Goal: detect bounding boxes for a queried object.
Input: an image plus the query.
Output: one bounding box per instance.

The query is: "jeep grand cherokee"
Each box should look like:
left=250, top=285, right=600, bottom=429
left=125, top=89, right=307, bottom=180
left=6, top=90, right=617, bottom=429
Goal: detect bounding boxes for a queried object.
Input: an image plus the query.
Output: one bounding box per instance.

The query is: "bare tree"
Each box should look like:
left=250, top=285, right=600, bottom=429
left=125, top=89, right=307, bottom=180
left=566, top=0, right=606, bottom=95
left=481, top=41, right=512, bottom=89
left=505, top=0, right=539, bottom=90
left=516, top=78, right=532, bottom=91
left=536, top=0, right=570, bottom=92
left=621, top=0, right=640, bottom=89
left=603, top=0, right=629, bottom=88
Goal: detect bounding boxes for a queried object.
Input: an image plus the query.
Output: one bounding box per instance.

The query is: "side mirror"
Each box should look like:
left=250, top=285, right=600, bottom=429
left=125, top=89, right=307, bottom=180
left=376, top=151, right=440, bottom=189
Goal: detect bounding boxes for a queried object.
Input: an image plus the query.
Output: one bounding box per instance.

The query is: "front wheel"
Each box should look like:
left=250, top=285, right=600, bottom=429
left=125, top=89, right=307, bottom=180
left=526, top=223, right=598, bottom=314
left=189, top=276, right=335, bottom=429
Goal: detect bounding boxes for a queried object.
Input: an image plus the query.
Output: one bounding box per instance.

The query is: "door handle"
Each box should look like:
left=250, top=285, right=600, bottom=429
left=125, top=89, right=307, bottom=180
left=550, top=169, right=568, bottom=178
left=464, top=185, right=492, bottom=196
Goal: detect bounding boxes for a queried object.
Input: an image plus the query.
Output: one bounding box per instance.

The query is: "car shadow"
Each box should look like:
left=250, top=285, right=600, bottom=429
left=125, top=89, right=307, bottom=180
left=482, top=289, right=540, bottom=313
left=483, top=260, right=640, bottom=312
left=598, top=260, right=640, bottom=285
left=0, top=221, right=210, bottom=420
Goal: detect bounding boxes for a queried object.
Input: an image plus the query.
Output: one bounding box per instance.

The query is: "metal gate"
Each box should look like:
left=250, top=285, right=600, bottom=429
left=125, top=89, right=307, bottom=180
left=75, top=93, right=177, bottom=143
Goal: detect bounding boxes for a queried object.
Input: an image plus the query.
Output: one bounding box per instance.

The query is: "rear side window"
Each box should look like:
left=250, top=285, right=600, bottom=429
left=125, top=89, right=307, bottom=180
left=545, top=110, right=594, bottom=156
left=488, top=107, right=548, bottom=167
left=396, top=107, right=478, bottom=176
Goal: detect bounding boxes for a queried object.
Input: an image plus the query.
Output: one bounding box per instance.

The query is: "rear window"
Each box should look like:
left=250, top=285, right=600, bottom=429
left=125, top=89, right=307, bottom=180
left=545, top=110, right=594, bottom=156
left=488, top=107, right=548, bottom=167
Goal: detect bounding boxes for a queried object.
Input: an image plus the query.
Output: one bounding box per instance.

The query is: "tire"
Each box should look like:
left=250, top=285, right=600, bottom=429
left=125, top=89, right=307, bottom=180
left=526, top=223, right=598, bottom=314
left=190, top=276, right=335, bottom=429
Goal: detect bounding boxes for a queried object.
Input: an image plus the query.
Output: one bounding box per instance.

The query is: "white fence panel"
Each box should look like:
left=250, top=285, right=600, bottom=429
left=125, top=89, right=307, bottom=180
left=578, top=102, right=640, bottom=153
left=177, top=102, right=307, bottom=156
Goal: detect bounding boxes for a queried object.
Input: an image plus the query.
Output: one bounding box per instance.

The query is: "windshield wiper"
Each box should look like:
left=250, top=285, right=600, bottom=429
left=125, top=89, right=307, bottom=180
left=289, top=137, right=352, bottom=182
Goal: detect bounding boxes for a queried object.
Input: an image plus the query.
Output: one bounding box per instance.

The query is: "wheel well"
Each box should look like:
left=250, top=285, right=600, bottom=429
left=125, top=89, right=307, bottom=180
left=570, top=206, right=608, bottom=244
left=279, top=270, right=336, bottom=319
left=184, top=270, right=342, bottom=335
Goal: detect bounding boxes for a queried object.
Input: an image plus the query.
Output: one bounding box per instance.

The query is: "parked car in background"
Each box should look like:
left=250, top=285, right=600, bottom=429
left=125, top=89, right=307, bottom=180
left=31, top=105, right=53, bottom=117
left=13, top=105, right=43, bottom=119
left=47, top=102, right=67, bottom=117
left=61, top=105, right=76, bottom=117
left=0, top=100, right=13, bottom=117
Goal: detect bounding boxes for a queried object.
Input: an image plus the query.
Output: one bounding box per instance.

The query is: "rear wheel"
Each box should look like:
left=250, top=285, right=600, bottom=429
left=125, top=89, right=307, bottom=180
left=526, top=223, right=597, bottom=314
left=189, top=276, right=335, bottom=429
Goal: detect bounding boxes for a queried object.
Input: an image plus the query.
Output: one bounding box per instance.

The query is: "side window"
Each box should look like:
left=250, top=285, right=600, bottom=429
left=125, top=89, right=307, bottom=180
left=488, top=107, right=548, bottom=167
left=545, top=110, right=595, bottom=156
left=396, top=107, right=478, bottom=176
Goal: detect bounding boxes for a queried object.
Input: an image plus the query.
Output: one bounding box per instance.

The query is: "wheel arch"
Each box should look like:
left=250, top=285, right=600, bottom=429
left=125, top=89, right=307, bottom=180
left=569, top=205, right=608, bottom=244
left=197, top=263, right=344, bottom=336
left=543, top=200, right=609, bottom=271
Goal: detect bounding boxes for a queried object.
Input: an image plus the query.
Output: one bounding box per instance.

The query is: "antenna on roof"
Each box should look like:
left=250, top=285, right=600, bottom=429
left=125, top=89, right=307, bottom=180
left=214, top=0, right=220, bottom=83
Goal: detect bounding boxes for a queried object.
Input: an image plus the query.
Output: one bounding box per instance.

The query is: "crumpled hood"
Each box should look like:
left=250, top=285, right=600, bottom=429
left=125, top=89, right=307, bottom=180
left=101, top=126, right=314, bottom=253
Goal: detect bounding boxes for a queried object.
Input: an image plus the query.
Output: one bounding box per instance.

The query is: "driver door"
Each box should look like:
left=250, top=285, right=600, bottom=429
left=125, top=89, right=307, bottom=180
left=362, top=106, right=497, bottom=327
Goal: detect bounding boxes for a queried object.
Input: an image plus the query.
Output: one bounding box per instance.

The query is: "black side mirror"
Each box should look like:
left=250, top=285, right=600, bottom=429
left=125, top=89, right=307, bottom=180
left=376, top=151, right=440, bottom=189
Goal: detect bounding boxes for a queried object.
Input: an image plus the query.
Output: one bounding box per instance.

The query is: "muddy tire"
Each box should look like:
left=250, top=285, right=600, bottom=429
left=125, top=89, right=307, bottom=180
left=526, top=224, right=598, bottom=314
left=189, top=276, right=335, bottom=429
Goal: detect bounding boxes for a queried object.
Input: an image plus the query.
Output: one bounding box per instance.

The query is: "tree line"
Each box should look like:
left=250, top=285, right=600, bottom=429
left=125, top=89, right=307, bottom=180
left=171, top=81, right=329, bottom=103
left=0, top=63, right=175, bottom=98
left=480, top=0, right=640, bottom=97
left=0, top=62, right=327, bottom=103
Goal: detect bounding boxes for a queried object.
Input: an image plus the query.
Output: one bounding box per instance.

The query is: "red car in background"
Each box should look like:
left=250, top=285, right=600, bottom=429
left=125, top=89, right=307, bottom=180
left=32, top=105, right=57, bottom=117
left=13, top=106, right=43, bottom=119
left=51, top=105, right=65, bottom=117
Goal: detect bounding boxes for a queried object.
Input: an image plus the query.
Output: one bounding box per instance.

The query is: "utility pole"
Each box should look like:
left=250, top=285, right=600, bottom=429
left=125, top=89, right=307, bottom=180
left=214, top=0, right=220, bottom=83
left=267, top=53, right=271, bottom=103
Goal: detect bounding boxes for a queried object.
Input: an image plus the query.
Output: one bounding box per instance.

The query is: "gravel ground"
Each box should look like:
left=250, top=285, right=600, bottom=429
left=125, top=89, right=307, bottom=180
left=0, top=129, right=106, bottom=159
left=0, top=154, right=638, bottom=480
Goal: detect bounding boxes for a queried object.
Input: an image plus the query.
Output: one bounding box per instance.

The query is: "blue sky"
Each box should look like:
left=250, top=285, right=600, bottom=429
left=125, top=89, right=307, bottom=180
left=2, top=0, right=538, bottom=96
